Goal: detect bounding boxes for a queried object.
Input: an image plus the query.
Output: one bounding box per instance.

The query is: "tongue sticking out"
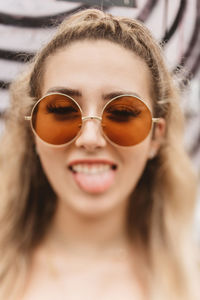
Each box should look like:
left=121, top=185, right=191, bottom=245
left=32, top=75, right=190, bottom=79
left=72, top=169, right=116, bottom=194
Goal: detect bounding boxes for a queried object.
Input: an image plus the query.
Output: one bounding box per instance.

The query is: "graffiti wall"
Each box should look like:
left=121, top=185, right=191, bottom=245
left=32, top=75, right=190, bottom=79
left=0, top=0, right=199, bottom=167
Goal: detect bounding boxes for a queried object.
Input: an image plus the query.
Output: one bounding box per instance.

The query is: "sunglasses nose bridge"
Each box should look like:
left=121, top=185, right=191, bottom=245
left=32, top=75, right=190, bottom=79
left=75, top=115, right=107, bottom=150
left=82, top=116, right=102, bottom=122
left=80, top=115, right=103, bottom=138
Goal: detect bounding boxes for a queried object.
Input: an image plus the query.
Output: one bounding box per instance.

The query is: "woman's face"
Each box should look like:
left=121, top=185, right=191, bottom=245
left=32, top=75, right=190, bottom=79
left=35, top=40, right=164, bottom=216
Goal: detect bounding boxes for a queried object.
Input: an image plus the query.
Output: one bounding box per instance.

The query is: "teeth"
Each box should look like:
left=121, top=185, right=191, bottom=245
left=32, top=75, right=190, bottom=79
left=71, top=164, right=111, bottom=175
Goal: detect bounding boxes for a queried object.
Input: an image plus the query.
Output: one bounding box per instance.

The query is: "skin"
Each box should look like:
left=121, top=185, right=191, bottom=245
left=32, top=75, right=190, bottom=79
left=22, top=40, right=165, bottom=300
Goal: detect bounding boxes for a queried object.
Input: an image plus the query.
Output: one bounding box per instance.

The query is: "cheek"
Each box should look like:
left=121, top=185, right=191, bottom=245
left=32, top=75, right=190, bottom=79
left=123, top=136, right=151, bottom=160
left=120, top=138, right=151, bottom=175
left=35, top=138, right=66, bottom=178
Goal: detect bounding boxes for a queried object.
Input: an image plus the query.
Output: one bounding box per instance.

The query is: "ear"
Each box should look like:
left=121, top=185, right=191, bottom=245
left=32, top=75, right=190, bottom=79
left=148, top=118, right=166, bottom=159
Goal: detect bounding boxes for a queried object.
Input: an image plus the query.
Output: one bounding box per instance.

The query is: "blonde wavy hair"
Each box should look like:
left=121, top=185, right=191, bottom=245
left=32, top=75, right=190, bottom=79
left=0, top=8, right=198, bottom=300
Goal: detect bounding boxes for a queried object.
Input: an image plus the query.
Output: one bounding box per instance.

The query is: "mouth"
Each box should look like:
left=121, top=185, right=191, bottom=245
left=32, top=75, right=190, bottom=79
left=68, top=160, right=118, bottom=194
left=69, top=162, right=117, bottom=174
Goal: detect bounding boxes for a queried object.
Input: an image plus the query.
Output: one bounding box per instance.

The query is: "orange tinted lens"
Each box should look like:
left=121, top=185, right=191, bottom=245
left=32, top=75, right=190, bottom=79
left=102, top=96, right=152, bottom=146
left=32, top=94, right=82, bottom=145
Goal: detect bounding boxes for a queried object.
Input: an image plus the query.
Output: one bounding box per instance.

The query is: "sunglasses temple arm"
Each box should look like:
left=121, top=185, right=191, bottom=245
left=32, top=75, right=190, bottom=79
left=152, top=118, right=160, bottom=123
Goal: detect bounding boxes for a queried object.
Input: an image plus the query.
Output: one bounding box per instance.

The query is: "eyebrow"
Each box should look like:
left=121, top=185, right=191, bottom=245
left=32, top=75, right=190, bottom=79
left=46, top=87, right=82, bottom=98
left=102, top=91, right=142, bottom=101
left=46, top=87, right=142, bottom=101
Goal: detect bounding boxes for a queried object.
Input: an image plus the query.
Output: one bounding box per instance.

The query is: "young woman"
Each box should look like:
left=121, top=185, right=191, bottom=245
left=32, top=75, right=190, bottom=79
left=0, top=8, right=198, bottom=300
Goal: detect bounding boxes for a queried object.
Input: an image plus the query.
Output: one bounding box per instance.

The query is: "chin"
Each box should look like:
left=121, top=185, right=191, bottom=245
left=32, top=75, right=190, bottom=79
left=60, top=192, right=126, bottom=218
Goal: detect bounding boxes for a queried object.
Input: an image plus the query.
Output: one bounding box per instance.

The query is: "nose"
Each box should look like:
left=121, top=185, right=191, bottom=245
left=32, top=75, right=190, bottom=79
left=75, top=118, right=107, bottom=151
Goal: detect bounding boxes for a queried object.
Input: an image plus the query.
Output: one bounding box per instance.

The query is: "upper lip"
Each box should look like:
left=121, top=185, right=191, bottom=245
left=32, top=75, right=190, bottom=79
left=68, top=159, right=117, bottom=168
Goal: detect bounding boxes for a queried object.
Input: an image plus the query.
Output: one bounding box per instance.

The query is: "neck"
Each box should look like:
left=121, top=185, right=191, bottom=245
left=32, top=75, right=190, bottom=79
left=46, top=199, right=130, bottom=257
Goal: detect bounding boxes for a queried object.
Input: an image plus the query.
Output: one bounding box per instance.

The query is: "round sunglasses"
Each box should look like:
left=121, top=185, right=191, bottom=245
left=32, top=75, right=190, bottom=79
left=25, top=93, right=160, bottom=147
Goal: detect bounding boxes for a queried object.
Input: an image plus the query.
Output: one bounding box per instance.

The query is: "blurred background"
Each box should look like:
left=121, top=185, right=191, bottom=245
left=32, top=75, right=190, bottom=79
left=0, top=0, right=199, bottom=224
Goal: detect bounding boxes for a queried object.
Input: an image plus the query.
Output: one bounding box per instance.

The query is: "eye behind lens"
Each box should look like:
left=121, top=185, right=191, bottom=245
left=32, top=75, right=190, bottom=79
left=31, top=93, right=82, bottom=146
left=102, top=95, right=153, bottom=146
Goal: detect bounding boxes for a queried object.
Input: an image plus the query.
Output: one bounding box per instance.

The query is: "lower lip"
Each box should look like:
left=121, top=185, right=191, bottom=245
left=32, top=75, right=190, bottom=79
left=71, top=168, right=116, bottom=194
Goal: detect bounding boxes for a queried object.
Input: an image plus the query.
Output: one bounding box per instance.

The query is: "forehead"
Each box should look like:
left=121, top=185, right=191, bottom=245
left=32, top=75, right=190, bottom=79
left=42, top=40, right=153, bottom=106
